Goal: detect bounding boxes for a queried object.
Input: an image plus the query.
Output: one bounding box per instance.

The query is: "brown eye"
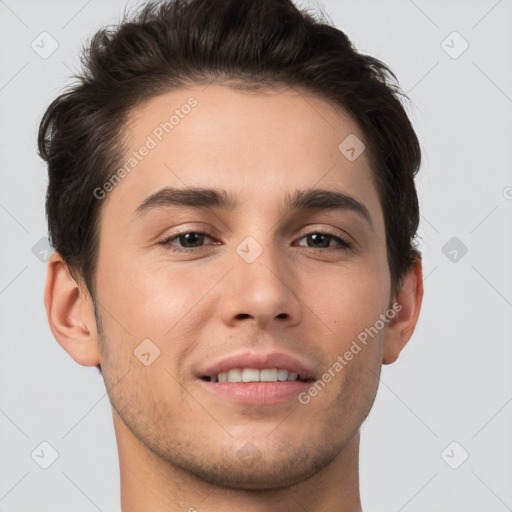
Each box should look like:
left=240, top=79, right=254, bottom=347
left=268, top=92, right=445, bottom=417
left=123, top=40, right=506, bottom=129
left=160, top=231, right=216, bottom=251
left=297, top=232, right=352, bottom=250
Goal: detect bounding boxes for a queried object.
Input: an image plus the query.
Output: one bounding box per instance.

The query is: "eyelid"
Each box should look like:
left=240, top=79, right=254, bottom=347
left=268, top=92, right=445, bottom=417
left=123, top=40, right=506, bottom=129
left=158, top=223, right=215, bottom=240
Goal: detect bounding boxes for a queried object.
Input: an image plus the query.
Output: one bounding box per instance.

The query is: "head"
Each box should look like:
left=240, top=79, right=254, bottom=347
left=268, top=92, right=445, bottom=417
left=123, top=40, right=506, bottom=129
left=41, top=0, right=423, bottom=491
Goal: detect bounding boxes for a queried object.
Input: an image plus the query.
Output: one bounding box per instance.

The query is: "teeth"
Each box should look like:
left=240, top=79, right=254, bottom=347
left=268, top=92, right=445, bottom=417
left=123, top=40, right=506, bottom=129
left=208, top=368, right=302, bottom=383
left=227, top=368, right=242, bottom=382
left=242, top=368, right=260, bottom=382
left=260, top=368, right=278, bottom=382
left=277, top=369, right=289, bottom=381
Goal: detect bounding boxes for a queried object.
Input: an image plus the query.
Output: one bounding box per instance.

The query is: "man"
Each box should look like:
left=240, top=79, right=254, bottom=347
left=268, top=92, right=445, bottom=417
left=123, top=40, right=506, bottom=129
left=39, top=0, right=423, bottom=510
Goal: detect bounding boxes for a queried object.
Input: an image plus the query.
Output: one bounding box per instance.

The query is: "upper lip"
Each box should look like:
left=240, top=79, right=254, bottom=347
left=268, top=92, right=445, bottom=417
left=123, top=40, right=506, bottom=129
left=198, top=351, right=316, bottom=381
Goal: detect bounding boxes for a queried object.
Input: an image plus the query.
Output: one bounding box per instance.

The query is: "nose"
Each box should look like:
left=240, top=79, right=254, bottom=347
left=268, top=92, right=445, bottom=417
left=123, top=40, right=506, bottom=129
left=218, top=240, right=302, bottom=330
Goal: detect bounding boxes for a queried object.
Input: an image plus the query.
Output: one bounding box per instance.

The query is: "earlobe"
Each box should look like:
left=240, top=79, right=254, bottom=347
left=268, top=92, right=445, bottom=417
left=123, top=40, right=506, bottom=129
left=44, top=252, right=101, bottom=367
left=382, top=256, right=423, bottom=365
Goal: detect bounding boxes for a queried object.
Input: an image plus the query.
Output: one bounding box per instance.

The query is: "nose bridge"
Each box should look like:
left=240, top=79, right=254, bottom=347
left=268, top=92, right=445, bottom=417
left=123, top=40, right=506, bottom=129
left=218, top=231, right=302, bottom=327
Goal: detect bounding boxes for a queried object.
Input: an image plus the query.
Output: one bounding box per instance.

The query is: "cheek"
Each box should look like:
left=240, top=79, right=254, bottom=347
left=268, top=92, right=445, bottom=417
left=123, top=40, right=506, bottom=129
left=308, top=261, right=390, bottom=342
left=96, top=249, right=227, bottom=352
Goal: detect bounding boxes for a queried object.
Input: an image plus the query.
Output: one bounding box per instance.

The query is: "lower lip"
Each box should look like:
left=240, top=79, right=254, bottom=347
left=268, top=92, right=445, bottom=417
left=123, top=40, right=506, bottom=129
left=197, top=379, right=312, bottom=405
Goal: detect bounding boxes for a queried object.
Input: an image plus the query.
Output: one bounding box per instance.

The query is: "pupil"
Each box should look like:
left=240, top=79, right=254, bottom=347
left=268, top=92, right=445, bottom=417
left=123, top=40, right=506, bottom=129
left=181, top=232, right=204, bottom=247
left=309, top=233, right=329, bottom=248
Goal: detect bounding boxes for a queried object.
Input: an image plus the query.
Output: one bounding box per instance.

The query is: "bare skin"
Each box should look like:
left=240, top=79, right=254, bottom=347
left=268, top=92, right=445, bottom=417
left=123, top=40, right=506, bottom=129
left=44, top=84, right=423, bottom=511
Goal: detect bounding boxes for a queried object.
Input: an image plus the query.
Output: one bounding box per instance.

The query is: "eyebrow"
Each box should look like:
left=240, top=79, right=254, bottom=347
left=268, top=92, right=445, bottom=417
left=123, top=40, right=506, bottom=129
left=134, top=186, right=373, bottom=227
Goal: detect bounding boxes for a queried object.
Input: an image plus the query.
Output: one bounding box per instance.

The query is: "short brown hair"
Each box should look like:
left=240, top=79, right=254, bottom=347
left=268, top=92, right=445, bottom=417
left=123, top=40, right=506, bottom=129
left=38, top=0, right=421, bottom=300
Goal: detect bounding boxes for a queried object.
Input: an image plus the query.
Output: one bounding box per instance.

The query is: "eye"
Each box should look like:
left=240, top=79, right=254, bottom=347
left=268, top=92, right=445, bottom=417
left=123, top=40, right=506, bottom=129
left=296, top=231, right=352, bottom=250
left=159, top=230, right=217, bottom=251
left=159, top=230, right=353, bottom=253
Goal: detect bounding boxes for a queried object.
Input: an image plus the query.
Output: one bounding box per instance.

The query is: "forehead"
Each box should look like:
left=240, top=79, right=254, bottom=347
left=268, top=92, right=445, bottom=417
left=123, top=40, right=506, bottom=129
left=103, top=83, right=382, bottom=224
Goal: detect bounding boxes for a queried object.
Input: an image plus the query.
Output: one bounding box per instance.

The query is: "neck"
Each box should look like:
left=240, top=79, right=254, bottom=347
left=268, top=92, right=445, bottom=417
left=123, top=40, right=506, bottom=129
left=114, top=409, right=362, bottom=512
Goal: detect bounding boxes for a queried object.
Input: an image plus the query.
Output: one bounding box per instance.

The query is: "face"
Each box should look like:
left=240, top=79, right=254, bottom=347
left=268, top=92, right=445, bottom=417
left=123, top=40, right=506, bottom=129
left=93, top=84, right=393, bottom=488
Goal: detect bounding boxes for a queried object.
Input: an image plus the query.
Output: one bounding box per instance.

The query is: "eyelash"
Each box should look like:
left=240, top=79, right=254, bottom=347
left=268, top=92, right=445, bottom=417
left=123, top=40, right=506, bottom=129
left=159, top=229, right=353, bottom=253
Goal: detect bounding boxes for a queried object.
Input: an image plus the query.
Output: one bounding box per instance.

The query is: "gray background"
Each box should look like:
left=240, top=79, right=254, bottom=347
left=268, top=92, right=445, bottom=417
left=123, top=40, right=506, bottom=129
left=1, top=0, right=511, bottom=510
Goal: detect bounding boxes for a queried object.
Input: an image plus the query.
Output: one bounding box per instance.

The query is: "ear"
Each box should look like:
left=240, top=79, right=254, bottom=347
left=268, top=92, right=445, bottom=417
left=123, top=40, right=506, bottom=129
left=382, top=256, right=423, bottom=365
left=44, top=252, right=101, bottom=367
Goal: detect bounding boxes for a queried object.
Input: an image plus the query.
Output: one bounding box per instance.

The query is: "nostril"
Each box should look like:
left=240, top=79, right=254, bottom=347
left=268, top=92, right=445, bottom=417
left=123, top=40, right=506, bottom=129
left=236, top=313, right=251, bottom=319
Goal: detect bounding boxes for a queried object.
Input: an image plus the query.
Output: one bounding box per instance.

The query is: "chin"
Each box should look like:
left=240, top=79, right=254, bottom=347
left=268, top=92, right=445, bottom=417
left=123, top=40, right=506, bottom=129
left=167, top=443, right=339, bottom=490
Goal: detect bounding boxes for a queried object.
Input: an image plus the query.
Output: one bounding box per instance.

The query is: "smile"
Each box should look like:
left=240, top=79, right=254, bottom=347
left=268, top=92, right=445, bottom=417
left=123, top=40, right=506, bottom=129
left=202, top=368, right=310, bottom=382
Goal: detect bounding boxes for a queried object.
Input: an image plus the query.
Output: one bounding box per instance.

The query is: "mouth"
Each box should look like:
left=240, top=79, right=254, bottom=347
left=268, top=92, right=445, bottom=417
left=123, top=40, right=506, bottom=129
left=197, top=352, right=316, bottom=405
left=200, top=368, right=311, bottom=383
